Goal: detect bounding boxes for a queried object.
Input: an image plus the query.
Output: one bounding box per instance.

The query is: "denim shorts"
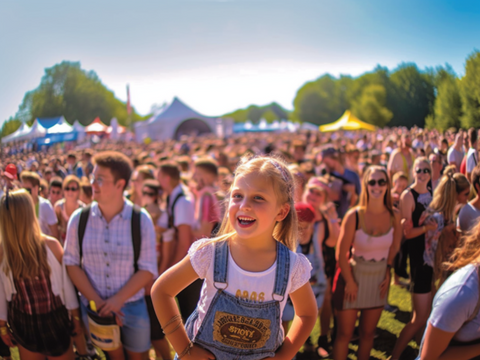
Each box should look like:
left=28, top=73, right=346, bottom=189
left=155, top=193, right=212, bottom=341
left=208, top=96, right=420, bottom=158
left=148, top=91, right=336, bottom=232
left=81, top=297, right=151, bottom=353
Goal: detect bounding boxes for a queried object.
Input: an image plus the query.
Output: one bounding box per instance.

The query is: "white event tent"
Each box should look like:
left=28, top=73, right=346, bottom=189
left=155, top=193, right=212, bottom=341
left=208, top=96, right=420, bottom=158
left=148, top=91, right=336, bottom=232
left=135, top=97, right=233, bottom=142
left=1, top=122, right=32, bottom=143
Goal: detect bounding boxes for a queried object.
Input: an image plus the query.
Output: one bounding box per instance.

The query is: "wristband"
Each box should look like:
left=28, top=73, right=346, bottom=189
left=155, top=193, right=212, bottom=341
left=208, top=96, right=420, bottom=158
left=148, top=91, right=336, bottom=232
left=178, top=341, right=193, bottom=359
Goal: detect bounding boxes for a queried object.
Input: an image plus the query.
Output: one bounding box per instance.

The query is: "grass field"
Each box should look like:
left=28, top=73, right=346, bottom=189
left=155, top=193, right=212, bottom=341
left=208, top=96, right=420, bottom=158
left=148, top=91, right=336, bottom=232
left=8, top=282, right=418, bottom=360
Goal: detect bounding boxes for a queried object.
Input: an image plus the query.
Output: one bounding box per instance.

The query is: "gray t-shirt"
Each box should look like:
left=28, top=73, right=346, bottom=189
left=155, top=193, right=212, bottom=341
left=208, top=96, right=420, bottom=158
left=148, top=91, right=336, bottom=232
left=447, top=147, right=464, bottom=170
left=457, top=203, right=480, bottom=233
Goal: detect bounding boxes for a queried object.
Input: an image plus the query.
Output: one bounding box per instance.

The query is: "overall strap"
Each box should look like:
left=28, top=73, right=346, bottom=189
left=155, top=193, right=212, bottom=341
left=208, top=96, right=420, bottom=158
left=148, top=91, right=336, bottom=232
left=272, top=242, right=290, bottom=300
left=213, top=241, right=229, bottom=289
left=78, top=204, right=92, bottom=264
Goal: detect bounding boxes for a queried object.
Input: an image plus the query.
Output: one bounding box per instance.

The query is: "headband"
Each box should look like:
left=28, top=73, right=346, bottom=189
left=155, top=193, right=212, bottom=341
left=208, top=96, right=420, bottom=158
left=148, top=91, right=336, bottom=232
left=270, top=160, right=289, bottom=182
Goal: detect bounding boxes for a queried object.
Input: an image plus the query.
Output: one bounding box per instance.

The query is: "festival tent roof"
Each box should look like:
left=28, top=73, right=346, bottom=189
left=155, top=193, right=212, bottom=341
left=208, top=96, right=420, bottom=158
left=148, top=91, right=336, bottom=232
left=37, top=116, right=64, bottom=129
left=135, top=97, right=219, bottom=141
left=85, top=117, right=108, bottom=134
left=319, top=110, right=376, bottom=132
left=1, top=122, right=31, bottom=143
left=25, top=119, right=47, bottom=139
left=46, top=117, right=73, bottom=134
left=73, top=120, right=85, bottom=132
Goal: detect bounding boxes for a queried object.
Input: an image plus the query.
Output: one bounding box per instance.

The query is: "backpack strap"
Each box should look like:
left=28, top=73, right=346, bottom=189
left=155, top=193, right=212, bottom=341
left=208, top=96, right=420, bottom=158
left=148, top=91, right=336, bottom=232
left=78, top=204, right=92, bottom=265
left=131, top=205, right=142, bottom=273
left=167, top=192, right=185, bottom=229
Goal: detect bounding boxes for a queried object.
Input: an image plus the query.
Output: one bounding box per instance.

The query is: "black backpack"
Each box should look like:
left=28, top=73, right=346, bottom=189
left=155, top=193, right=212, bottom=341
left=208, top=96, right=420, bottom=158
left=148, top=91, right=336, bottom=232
left=77, top=204, right=142, bottom=272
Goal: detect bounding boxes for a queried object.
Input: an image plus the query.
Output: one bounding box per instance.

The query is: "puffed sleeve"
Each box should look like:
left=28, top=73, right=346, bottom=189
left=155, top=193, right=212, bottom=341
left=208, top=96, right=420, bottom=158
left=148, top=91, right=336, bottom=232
left=290, top=253, right=313, bottom=293
left=188, top=238, right=214, bottom=279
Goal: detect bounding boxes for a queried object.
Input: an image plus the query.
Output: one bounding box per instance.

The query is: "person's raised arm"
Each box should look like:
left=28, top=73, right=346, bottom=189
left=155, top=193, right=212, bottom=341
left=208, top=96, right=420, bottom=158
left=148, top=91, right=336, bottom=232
left=152, top=255, right=214, bottom=360
left=335, top=208, right=357, bottom=303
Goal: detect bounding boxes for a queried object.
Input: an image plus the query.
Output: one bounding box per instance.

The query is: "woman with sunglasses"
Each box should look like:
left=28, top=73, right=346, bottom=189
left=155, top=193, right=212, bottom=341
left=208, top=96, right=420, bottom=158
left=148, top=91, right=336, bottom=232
left=332, top=166, right=401, bottom=360
left=391, top=157, right=437, bottom=360
left=127, top=165, right=154, bottom=207
left=54, top=175, right=85, bottom=245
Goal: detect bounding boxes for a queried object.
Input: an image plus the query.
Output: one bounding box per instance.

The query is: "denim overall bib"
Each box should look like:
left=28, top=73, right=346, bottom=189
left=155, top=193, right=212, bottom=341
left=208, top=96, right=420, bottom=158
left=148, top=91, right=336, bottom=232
left=182, top=240, right=290, bottom=360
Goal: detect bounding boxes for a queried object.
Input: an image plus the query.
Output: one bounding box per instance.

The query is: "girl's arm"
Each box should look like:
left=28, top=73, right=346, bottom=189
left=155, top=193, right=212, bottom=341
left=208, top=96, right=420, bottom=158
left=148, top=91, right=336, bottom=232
left=272, top=282, right=317, bottom=360
left=335, top=208, right=358, bottom=303
left=151, top=255, right=215, bottom=360
left=420, top=323, right=480, bottom=360
left=323, top=204, right=340, bottom=248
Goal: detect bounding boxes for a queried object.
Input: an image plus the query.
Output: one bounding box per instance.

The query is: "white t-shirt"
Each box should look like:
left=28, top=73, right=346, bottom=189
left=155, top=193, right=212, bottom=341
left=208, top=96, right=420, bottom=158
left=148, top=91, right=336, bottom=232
left=466, top=148, right=478, bottom=173
left=38, top=196, right=57, bottom=236
left=157, top=185, right=195, bottom=242
left=188, top=238, right=312, bottom=339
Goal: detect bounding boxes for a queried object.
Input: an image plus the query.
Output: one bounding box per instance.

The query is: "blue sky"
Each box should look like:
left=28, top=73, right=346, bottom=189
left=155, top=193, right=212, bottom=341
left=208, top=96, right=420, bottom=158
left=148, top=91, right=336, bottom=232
left=0, top=0, right=479, bottom=124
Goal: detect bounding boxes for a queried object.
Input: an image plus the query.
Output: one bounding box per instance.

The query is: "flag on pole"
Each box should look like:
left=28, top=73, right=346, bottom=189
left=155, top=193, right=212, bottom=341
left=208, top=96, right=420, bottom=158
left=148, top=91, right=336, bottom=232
left=126, top=84, right=131, bottom=115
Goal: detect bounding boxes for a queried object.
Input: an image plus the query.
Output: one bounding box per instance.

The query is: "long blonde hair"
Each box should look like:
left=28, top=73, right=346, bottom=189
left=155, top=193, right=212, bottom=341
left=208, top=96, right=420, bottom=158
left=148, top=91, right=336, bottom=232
left=444, top=219, right=480, bottom=274
left=0, top=189, right=50, bottom=279
left=359, top=166, right=394, bottom=217
left=429, top=166, right=458, bottom=222
left=212, top=154, right=298, bottom=251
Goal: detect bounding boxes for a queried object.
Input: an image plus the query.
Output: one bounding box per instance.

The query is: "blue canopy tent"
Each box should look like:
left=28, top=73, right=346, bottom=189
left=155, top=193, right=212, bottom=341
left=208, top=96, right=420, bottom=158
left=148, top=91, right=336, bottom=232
left=34, top=116, right=78, bottom=145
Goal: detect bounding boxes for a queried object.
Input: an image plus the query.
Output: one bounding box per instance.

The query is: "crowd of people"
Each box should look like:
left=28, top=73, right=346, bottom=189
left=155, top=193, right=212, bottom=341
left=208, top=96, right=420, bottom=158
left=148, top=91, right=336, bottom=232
left=1, top=126, right=480, bottom=360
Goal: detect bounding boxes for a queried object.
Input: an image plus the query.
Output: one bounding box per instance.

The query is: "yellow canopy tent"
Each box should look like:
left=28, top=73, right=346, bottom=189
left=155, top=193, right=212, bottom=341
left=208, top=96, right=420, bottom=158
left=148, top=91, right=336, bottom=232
left=319, top=110, right=376, bottom=132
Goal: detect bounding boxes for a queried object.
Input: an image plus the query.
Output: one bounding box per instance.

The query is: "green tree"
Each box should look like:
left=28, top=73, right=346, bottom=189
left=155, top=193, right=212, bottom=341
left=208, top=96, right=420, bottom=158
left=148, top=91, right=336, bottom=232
left=262, top=109, right=279, bottom=123
left=389, top=63, right=435, bottom=128
left=351, top=84, right=393, bottom=127
left=292, top=75, right=345, bottom=125
left=247, top=105, right=263, bottom=124
left=16, top=61, right=142, bottom=126
left=432, top=68, right=462, bottom=131
left=0, top=117, right=22, bottom=138
left=460, top=50, right=480, bottom=128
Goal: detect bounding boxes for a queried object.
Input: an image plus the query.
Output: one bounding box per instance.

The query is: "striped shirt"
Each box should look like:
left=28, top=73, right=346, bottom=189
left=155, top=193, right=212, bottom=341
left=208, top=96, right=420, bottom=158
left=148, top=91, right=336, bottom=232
left=63, top=200, right=157, bottom=305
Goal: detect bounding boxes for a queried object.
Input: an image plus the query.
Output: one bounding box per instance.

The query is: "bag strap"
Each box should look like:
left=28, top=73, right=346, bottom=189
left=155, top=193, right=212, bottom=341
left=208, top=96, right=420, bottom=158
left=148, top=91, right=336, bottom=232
left=78, top=204, right=92, bottom=264
left=131, top=205, right=142, bottom=273
left=167, top=192, right=185, bottom=229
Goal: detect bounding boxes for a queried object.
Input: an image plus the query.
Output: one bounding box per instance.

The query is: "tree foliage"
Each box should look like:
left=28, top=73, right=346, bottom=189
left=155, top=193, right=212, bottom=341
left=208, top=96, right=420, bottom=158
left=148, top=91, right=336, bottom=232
left=460, top=51, right=480, bottom=128
left=431, top=67, right=462, bottom=131
left=223, top=102, right=289, bottom=123
left=351, top=84, right=393, bottom=127
left=15, top=61, right=144, bottom=127
left=1, top=117, right=22, bottom=138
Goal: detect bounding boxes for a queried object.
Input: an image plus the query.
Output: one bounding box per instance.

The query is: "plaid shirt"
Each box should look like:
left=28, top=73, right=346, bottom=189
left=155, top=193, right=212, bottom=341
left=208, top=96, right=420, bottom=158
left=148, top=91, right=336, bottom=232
left=64, top=200, right=157, bottom=305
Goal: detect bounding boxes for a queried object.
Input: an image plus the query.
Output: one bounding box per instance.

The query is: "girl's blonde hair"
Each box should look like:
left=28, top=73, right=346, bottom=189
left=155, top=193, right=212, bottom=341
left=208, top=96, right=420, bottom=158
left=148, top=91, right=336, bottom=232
left=213, top=154, right=298, bottom=251
left=444, top=219, right=480, bottom=274
left=359, top=166, right=394, bottom=217
left=429, top=166, right=458, bottom=223
left=0, top=189, right=50, bottom=279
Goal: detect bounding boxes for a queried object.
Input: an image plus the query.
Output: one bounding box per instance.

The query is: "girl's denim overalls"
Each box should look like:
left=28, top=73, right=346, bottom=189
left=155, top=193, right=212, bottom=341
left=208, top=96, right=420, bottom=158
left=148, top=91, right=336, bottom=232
left=181, top=240, right=290, bottom=360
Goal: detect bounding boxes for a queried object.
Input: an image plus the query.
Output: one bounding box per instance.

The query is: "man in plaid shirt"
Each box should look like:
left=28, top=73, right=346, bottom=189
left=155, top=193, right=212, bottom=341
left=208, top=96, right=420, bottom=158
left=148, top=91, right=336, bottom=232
left=64, top=151, right=157, bottom=360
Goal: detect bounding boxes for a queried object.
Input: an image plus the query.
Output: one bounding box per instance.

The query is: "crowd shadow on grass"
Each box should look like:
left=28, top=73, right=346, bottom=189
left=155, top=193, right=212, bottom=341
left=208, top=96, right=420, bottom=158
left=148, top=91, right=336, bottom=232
left=394, top=309, right=412, bottom=324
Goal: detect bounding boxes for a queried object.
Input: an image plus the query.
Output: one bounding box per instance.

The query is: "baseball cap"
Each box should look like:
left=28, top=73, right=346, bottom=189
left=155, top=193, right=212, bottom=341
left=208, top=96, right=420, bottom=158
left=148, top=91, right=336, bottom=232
left=295, top=202, right=316, bottom=223
left=4, top=164, right=17, bottom=180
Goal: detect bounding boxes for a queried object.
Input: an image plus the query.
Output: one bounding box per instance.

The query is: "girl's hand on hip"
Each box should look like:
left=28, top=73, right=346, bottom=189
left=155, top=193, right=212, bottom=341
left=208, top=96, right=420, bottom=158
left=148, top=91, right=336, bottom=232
left=0, top=332, right=14, bottom=348
left=344, top=279, right=358, bottom=303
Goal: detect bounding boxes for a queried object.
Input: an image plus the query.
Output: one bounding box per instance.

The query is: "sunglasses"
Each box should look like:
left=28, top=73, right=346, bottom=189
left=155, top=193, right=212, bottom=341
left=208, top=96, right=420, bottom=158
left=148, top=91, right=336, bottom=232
left=367, top=179, right=387, bottom=187
left=24, top=187, right=32, bottom=194
left=64, top=187, right=79, bottom=192
left=142, top=191, right=156, bottom=197
left=415, top=168, right=431, bottom=174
